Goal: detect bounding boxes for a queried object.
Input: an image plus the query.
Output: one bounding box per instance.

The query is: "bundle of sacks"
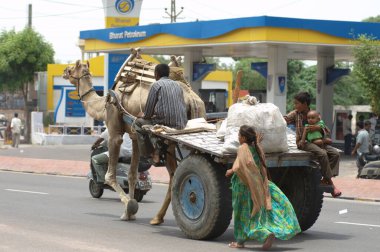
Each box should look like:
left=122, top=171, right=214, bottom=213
left=217, top=96, right=288, bottom=154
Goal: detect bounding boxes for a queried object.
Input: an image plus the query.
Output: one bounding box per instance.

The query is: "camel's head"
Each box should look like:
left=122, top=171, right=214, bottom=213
left=62, top=60, right=91, bottom=86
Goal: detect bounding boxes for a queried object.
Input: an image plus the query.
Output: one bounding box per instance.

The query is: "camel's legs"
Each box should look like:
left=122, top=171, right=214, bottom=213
left=104, top=104, right=138, bottom=220
left=127, top=140, right=139, bottom=201
left=150, top=143, right=177, bottom=225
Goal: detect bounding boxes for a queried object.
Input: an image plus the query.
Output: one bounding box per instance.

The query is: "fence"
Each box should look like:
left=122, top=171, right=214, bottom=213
left=48, top=125, right=105, bottom=136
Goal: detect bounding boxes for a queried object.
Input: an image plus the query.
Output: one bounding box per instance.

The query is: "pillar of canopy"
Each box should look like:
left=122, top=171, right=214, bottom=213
left=183, top=51, right=203, bottom=94
left=316, top=50, right=335, bottom=130
left=266, top=45, right=288, bottom=115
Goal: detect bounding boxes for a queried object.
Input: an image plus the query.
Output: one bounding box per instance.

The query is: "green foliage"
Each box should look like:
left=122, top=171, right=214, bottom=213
left=352, top=35, right=380, bottom=115
left=333, top=74, right=369, bottom=106
left=152, top=55, right=170, bottom=64
left=286, top=60, right=317, bottom=112
left=43, top=112, right=55, bottom=127
left=203, top=57, right=232, bottom=70
left=233, top=58, right=266, bottom=90
left=363, top=15, right=380, bottom=22
left=0, top=27, right=55, bottom=92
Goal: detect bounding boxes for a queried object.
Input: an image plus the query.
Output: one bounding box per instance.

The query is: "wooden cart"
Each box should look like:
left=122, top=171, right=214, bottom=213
left=151, top=129, right=326, bottom=240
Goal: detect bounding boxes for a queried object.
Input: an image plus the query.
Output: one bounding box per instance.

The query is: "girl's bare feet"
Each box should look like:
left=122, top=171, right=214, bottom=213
left=262, top=233, right=275, bottom=250
left=228, top=242, right=244, bottom=248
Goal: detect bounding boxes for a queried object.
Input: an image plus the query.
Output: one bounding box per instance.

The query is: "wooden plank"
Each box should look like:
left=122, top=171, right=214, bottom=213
left=120, top=72, right=156, bottom=83
left=126, top=61, right=156, bottom=70
left=124, top=66, right=155, bottom=78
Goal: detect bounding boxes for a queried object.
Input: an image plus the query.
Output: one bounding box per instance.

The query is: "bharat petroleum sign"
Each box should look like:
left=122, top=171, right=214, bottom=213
left=115, top=0, right=134, bottom=14
left=102, top=0, right=143, bottom=28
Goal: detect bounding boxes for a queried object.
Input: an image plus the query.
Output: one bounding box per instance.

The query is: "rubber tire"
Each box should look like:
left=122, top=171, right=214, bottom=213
left=171, top=154, right=232, bottom=240
left=134, top=189, right=144, bottom=202
left=89, top=179, right=104, bottom=198
left=270, top=166, right=323, bottom=231
left=122, top=188, right=144, bottom=202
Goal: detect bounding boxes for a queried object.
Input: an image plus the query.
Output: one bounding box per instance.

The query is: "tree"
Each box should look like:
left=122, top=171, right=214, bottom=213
left=0, top=27, right=54, bottom=142
left=233, top=58, right=266, bottom=90
left=333, top=74, right=369, bottom=106
left=363, top=15, right=380, bottom=22
left=152, top=55, right=171, bottom=64
left=286, top=60, right=317, bottom=111
left=352, top=34, right=380, bottom=115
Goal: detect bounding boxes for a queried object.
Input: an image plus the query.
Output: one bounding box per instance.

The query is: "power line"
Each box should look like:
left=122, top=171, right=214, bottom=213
left=164, top=0, right=184, bottom=23
left=0, top=5, right=105, bottom=20
left=39, top=0, right=101, bottom=8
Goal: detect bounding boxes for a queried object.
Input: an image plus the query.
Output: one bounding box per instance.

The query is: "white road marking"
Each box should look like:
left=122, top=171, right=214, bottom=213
left=335, top=221, right=380, bottom=228
left=4, top=189, right=48, bottom=195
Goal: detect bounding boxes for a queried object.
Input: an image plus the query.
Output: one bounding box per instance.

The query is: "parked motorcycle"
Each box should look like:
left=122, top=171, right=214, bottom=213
left=88, top=146, right=152, bottom=201
left=357, top=145, right=380, bottom=179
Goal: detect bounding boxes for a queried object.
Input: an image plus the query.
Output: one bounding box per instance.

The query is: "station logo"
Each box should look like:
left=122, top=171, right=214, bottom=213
left=115, top=0, right=134, bottom=14
left=68, top=90, right=80, bottom=100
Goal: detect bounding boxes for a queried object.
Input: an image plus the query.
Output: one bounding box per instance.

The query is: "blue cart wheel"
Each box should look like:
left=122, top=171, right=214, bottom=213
left=178, top=175, right=205, bottom=220
left=172, top=154, right=232, bottom=240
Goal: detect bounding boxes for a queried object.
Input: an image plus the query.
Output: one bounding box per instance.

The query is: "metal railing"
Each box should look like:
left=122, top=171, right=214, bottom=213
left=48, top=125, right=105, bottom=135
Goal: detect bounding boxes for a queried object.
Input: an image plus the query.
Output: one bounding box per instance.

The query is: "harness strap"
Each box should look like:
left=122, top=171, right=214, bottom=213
left=79, top=87, right=95, bottom=101
left=70, top=72, right=92, bottom=100
left=108, top=90, right=136, bottom=126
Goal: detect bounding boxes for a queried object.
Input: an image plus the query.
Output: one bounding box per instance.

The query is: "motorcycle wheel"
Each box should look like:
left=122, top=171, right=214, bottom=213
left=122, top=188, right=144, bottom=202
left=89, top=179, right=104, bottom=198
left=134, top=189, right=144, bottom=202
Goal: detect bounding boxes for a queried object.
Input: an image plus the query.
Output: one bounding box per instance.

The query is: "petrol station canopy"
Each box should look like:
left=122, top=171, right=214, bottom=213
left=78, top=15, right=380, bottom=132
left=79, top=15, right=380, bottom=61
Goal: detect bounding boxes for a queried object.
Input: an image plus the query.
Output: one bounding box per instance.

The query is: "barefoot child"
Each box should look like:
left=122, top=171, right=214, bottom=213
left=300, top=110, right=332, bottom=148
left=284, top=92, right=341, bottom=198
left=225, top=125, right=301, bottom=250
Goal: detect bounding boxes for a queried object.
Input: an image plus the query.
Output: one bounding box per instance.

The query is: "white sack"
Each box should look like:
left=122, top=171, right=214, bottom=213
left=222, top=102, right=288, bottom=153
left=216, top=119, right=227, bottom=139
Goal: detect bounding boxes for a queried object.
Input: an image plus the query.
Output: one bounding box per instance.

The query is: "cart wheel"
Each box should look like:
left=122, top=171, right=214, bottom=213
left=89, top=179, right=104, bottom=198
left=270, top=166, right=323, bottom=231
left=171, top=154, right=232, bottom=240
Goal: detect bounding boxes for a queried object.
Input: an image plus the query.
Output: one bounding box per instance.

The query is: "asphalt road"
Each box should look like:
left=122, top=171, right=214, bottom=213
left=1, top=171, right=380, bottom=252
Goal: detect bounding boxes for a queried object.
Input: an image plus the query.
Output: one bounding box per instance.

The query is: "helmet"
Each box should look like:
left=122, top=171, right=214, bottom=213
left=373, top=145, right=380, bottom=154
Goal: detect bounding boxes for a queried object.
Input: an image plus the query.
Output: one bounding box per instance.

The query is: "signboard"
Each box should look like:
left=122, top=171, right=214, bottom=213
left=65, top=90, right=85, bottom=117
left=102, top=0, right=143, bottom=28
left=108, top=53, right=130, bottom=89
left=193, top=63, right=216, bottom=82
left=251, top=62, right=268, bottom=78
left=276, top=75, right=286, bottom=95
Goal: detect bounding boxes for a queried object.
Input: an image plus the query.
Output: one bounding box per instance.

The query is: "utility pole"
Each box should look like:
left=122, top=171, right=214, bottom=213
left=164, top=0, right=184, bottom=23
left=28, top=4, right=32, bottom=28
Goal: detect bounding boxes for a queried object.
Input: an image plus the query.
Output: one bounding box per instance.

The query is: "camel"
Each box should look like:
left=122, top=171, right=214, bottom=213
left=62, top=49, right=206, bottom=224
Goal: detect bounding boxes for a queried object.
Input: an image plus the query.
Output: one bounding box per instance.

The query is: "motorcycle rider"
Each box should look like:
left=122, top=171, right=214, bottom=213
left=351, top=120, right=371, bottom=178
left=91, top=128, right=132, bottom=183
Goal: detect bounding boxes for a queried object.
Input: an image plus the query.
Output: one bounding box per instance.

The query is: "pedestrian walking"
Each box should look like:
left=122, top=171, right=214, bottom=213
left=352, top=120, right=371, bottom=177
left=10, top=113, right=22, bottom=148
left=343, top=114, right=353, bottom=155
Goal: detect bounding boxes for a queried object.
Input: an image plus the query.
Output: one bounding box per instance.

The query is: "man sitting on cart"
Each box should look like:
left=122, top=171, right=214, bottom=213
left=134, top=63, right=188, bottom=165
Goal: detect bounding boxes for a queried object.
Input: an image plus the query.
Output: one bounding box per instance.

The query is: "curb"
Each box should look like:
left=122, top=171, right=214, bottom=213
left=324, top=195, right=380, bottom=202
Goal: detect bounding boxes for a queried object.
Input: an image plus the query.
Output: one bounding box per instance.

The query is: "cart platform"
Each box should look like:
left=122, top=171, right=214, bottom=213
left=153, top=130, right=313, bottom=168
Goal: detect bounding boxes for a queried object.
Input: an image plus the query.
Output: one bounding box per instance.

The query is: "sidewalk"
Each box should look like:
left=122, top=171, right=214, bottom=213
left=0, top=144, right=170, bottom=184
left=1, top=144, right=380, bottom=202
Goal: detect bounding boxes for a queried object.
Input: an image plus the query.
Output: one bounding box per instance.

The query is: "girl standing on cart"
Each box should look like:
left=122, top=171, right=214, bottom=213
left=225, top=125, right=301, bottom=250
